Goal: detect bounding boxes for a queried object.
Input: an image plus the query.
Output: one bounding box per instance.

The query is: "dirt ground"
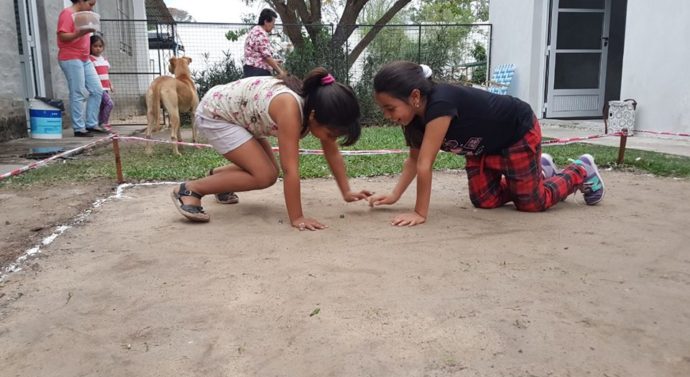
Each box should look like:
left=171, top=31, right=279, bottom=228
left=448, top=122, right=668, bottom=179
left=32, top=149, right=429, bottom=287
left=0, top=171, right=689, bottom=377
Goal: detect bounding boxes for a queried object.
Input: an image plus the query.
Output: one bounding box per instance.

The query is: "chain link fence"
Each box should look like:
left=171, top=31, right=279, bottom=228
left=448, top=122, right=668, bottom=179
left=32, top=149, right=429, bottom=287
left=100, top=20, right=490, bottom=126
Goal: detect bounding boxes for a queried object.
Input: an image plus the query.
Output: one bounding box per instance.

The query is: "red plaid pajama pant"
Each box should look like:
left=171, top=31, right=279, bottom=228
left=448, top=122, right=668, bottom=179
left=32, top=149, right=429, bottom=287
left=465, top=117, right=587, bottom=212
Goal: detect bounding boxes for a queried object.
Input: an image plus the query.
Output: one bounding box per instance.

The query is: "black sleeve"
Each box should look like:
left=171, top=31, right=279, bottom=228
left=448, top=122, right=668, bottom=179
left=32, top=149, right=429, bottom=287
left=425, top=100, right=458, bottom=123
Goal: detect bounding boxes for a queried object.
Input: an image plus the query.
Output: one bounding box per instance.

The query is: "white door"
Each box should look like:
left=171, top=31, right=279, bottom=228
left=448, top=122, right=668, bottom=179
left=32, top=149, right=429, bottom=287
left=545, top=0, right=610, bottom=118
left=16, top=0, right=46, bottom=99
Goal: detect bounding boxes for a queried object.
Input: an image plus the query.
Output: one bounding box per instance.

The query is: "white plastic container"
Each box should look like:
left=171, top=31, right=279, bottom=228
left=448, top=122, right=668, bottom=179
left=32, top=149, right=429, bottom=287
left=608, top=99, right=637, bottom=136
left=73, top=11, right=100, bottom=32
left=29, top=99, right=63, bottom=139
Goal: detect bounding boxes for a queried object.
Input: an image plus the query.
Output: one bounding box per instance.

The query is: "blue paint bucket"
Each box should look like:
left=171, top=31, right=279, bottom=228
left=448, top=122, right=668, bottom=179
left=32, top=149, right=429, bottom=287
left=29, top=99, right=63, bottom=139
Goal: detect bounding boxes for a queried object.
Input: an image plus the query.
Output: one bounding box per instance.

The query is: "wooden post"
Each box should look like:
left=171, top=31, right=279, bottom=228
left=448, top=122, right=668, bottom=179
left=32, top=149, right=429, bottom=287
left=113, top=137, right=124, bottom=184
left=617, top=130, right=628, bottom=165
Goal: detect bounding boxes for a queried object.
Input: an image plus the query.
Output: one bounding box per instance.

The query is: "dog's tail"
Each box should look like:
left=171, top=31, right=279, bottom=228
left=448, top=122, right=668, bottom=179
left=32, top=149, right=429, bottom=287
left=145, top=79, right=162, bottom=135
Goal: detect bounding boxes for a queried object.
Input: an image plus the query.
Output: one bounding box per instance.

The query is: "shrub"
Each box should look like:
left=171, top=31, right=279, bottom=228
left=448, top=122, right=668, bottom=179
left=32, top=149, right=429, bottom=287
left=192, top=51, right=243, bottom=99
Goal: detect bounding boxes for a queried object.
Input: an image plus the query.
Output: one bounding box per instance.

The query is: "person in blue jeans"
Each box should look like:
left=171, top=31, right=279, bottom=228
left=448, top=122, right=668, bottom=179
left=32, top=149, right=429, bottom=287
left=57, top=0, right=106, bottom=137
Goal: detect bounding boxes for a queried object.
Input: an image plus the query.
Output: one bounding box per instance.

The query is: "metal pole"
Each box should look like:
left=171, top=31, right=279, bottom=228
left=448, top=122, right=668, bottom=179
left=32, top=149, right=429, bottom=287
left=617, top=131, right=628, bottom=165
left=486, top=24, right=492, bottom=87
left=417, top=24, right=422, bottom=63
left=113, top=137, right=124, bottom=184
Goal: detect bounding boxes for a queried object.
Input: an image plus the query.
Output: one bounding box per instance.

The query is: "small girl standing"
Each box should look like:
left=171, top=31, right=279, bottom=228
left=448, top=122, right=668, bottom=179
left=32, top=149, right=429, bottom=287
left=172, top=68, right=372, bottom=229
left=90, top=34, right=114, bottom=131
left=368, top=61, right=605, bottom=227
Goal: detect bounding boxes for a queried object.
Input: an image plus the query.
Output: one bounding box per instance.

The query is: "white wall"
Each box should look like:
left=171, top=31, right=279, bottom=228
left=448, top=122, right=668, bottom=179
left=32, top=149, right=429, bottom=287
left=488, top=0, right=548, bottom=115
left=0, top=0, right=27, bottom=139
left=621, top=0, right=690, bottom=133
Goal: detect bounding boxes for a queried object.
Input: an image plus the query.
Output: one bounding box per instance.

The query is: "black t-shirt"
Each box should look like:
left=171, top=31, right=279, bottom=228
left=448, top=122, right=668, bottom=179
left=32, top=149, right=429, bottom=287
left=404, top=84, right=534, bottom=156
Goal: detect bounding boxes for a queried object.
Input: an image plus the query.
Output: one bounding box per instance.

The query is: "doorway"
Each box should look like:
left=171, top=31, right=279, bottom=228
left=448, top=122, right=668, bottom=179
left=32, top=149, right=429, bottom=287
left=544, top=0, right=614, bottom=118
left=15, top=0, right=46, bottom=99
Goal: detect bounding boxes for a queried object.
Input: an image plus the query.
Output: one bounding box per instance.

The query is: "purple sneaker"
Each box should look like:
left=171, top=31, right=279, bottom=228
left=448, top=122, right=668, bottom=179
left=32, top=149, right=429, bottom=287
left=541, top=153, right=558, bottom=179
left=574, top=154, right=605, bottom=205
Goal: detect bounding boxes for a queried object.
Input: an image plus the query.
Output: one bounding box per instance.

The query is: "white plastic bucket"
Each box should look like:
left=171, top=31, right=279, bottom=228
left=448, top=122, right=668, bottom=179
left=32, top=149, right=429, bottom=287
left=29, top=99, right=63, bottom=139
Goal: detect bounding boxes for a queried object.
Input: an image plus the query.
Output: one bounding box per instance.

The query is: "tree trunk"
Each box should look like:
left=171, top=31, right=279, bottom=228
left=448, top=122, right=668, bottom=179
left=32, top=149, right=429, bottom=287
left=269, top=0, right=413, bottom=69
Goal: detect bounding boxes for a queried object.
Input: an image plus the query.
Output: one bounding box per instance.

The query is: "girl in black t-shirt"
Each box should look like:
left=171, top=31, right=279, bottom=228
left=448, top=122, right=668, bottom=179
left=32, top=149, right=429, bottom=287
left=368, top=61, right=605, bottom=227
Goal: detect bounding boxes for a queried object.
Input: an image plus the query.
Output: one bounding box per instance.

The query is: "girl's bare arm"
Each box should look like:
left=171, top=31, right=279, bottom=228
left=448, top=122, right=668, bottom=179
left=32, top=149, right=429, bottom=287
left=271, top=94, right=325, bottom=230
left=413, top=116, right=452, bottom=218
left=321, top=138, right=372, bottom=202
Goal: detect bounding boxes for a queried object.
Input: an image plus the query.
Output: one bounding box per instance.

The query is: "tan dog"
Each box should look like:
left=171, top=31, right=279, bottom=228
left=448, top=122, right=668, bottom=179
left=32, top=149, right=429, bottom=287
left=145, top=56, right=199, bottom=155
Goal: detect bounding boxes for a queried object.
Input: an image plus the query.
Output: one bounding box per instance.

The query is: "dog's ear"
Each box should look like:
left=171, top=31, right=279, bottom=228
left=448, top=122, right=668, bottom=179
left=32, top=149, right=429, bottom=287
left=168, top=57, right=177, bottom=74
left=184, top=57, right=192, bottom=64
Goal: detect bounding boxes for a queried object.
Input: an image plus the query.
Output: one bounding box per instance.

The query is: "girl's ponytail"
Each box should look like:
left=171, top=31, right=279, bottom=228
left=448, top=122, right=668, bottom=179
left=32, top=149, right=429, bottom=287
left=301, top=68, right=361, bottom=146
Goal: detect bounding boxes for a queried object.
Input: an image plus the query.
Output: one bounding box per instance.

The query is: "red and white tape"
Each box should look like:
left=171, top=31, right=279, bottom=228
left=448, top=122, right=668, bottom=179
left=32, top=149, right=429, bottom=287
left=541, top=132, right=622, bottom=145
left=636, top=130, right=690, bottom=137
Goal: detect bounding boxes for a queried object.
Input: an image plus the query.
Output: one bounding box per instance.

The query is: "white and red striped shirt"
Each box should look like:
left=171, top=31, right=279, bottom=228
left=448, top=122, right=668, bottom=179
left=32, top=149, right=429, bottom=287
left=90, top=55, right=111, bottom=91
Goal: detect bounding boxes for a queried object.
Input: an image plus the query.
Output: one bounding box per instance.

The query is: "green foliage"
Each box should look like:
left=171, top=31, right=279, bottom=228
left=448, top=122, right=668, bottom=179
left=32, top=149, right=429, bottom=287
left=354, top=1, right=417, bottom=124
left=470, top=42, right=487, bottom=85
left=192, top=51, right=244, bottom=99
left=225, top=30, right=246, bottom=42
left=282, top=26, right=348, bottom=79
left=414, top=1, right=476, bottom=81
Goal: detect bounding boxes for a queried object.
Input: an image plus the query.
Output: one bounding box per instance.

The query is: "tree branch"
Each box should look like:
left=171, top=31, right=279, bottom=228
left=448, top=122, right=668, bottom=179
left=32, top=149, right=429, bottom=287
left=330, top=0, right=369, bottom=50
left=268, top=0, right=306, bottom=49
left=345, top=0, right=412, bottom=68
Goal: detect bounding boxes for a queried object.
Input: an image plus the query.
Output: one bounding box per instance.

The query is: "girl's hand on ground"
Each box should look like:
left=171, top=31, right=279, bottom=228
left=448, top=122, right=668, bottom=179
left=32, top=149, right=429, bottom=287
left=292, top=217, right=327, bottom=231
left=343, top=190, right=373, bottom=202
left=391, top=212, right=426, bottom=227
left=368, top=193, right=398, bottom=207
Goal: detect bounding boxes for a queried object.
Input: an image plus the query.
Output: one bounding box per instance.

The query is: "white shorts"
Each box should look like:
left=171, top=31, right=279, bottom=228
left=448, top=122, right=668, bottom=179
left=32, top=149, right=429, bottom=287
left=195, top=114, right=254, bottom=155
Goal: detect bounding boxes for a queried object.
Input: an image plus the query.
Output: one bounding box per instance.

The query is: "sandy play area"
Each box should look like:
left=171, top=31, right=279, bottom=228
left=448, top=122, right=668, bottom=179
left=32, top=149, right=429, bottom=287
left=0, top=170, right=689, bottom=376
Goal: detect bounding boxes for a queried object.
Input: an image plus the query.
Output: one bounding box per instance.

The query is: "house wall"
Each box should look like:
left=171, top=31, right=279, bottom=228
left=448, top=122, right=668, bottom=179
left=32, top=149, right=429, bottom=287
left=0, top=2, right=28, bottom=141
left=0, top=0, right=149, bottom=141
left=620, top=0, right=690, bottom=133
left=490, top=0, right=689, bottom=133
left=46, top=1, right=69, bottom=104
left=488, top=0, right=548, bottom=115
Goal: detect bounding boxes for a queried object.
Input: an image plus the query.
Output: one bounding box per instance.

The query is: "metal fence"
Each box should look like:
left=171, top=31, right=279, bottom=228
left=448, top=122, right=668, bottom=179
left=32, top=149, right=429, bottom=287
left=99, top=20, right=491, bottom=125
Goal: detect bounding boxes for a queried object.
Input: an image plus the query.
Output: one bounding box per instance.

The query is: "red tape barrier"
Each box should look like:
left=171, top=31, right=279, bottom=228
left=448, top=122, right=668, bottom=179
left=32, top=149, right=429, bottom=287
left=541, top=132, right=622, bottom=145
left=636, top=130, right=690, bottom=137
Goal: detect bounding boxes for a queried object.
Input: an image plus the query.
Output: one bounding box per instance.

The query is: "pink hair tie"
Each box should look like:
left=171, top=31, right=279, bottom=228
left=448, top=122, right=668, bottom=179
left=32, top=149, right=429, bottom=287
left=321, top=74, right=335, bottom=85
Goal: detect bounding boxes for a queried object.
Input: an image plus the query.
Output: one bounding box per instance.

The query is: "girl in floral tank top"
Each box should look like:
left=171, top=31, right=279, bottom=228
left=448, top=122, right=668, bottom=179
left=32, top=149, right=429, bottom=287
left=198, top=76, right=303, bottom=138
left=172, top=68, right=372, bottom=230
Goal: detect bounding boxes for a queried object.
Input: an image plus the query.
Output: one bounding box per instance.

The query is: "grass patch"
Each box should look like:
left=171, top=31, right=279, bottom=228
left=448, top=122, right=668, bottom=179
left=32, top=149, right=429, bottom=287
left=2, top=127, right=689, bottom=188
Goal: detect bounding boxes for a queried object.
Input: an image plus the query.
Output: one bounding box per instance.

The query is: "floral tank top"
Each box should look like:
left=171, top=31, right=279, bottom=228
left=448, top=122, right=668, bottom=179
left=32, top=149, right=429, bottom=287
left=197, top=77, right=304, bottom=137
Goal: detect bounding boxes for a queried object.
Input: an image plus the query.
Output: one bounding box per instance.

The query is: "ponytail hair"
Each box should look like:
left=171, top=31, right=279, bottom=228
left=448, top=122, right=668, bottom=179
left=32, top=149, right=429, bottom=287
left=279, top=68, right=361, bottom=146
left=373, top=61, right=434, bottom=101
